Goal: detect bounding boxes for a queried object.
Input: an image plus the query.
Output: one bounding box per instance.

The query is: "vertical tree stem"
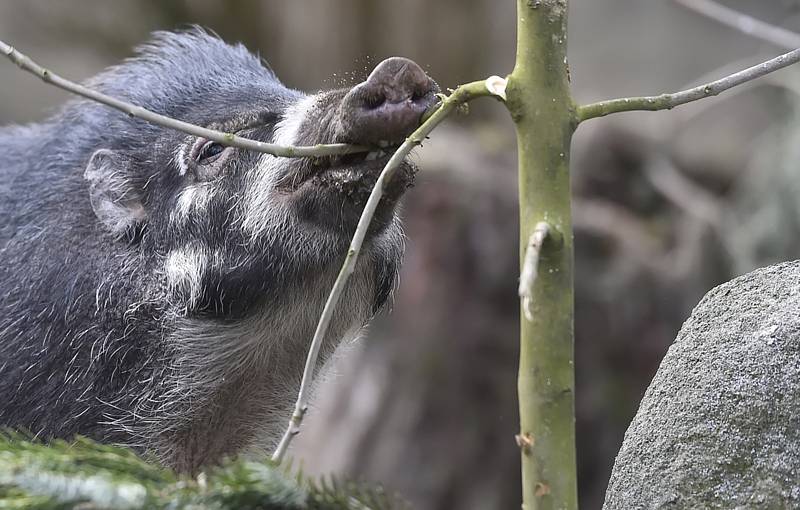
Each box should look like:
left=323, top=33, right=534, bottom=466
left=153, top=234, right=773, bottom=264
left=505, top=1, right=578, bottom=508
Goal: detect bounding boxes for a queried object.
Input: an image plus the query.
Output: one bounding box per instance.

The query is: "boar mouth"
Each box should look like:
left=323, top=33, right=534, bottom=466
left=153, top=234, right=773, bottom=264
left=280, top=146, right=416, bottom=205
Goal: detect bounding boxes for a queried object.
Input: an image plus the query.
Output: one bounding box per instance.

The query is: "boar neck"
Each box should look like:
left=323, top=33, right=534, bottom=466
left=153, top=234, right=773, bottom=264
left=150, top=262, right=373, bottom=473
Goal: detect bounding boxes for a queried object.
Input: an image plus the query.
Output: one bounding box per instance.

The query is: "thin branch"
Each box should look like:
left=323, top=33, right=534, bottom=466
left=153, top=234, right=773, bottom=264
left=674, top=0, right=800, bottom=50
left=0, top=40, right=364, bottom=158
left=577, top=47, right=800, bottom=122
left=518, top=222, right=551, bottom=321
left=271, top=77, right=505, bottom=462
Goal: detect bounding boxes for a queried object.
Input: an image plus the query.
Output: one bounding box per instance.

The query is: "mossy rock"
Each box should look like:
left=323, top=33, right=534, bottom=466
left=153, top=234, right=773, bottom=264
left=604, top=261, right=800, bottom=509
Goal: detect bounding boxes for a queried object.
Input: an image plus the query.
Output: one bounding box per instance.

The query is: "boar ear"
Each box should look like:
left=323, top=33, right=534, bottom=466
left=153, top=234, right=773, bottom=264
left=84, top=149, right=147, bottom=236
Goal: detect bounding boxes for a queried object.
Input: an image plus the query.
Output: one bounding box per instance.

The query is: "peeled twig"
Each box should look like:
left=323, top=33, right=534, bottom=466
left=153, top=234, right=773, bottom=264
left=674, top=0, right=800, bottom=50
left=577, top=47, right=800, bottom=122
left=0, top=40, right=364, bottom=158
left=271, top=77, right=505, bottom=462
left=518, top=222, right=551, bottom=321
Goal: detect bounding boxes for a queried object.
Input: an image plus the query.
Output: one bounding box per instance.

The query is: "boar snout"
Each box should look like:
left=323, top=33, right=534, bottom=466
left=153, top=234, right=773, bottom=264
left=339, top=57, right=439, bottom=146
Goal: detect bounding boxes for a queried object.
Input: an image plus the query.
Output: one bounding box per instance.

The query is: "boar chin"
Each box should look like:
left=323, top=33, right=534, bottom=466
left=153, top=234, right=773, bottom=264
left=288, top=156, right=415, bottom=235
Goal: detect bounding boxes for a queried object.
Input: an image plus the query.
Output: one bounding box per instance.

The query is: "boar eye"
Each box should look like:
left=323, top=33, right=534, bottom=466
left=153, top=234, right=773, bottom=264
left=197, top=141, right=226, bottom=163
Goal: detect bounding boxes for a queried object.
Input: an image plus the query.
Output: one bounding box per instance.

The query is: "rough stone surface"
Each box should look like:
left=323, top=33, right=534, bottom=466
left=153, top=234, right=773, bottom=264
left=603, top=261, right=800, bottom=509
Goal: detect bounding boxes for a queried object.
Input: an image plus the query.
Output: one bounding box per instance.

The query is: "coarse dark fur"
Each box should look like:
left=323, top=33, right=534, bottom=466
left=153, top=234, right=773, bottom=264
left=0, top=29, right=436, bottom=472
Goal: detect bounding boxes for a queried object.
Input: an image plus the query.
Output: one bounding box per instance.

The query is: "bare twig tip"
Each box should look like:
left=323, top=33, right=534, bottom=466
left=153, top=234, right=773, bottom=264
left=578, top=46, right=800, bottom=122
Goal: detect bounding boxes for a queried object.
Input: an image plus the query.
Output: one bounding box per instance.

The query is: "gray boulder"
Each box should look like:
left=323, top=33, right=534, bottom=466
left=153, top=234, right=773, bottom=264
left=603, top=261, right=800, bottom=509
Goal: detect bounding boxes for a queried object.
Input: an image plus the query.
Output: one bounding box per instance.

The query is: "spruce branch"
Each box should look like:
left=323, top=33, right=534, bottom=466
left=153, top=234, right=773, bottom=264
left=270, top=77, right=505, bottom=463
left=577, top=47, right=800, bottom=122
left=674, top=0, right=800, bottom=50
left=0, top=40, right=365, bottom=158
left=0, top=434, right=406, bottom=509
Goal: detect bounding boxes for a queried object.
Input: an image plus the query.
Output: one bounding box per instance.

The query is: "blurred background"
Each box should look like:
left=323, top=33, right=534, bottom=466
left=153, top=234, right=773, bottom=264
left=3, top=1, right=800, bottom=508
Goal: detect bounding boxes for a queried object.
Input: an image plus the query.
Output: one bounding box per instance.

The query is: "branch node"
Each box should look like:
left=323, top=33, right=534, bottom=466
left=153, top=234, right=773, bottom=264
left=535, top=483, right=552, bottom=497
left=485, top=75, right=508, bottom=101
left=515, top=432, right=535, bottom=454
left=518, top=221, right=552, bottom=322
